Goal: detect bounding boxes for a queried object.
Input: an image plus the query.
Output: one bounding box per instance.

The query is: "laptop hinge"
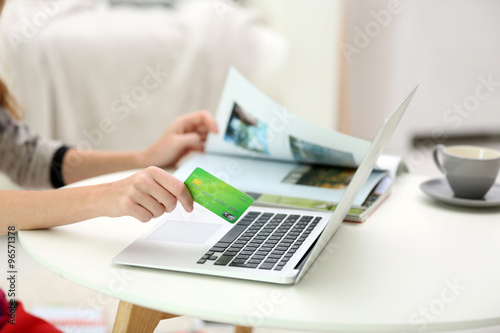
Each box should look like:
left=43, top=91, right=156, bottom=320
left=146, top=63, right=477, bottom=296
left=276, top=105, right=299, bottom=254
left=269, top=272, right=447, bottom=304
left=294, top=237, right=319, bottom=270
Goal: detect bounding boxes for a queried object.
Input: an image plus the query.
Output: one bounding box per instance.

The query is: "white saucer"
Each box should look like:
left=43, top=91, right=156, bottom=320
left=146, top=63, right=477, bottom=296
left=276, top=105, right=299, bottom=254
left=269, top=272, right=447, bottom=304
left=420, top=178, right=500, bottom=208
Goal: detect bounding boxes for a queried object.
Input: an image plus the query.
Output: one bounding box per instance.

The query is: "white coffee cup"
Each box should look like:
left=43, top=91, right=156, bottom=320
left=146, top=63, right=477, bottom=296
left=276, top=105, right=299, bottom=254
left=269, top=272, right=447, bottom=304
left=433, top=145, right=500, bottom=199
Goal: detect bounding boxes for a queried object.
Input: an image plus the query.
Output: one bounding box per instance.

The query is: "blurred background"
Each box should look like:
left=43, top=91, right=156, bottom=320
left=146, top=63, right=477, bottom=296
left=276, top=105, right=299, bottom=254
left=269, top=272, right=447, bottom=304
left=1, top=0, right=500, bottom=174
left=1, top=0, right=499, bottom=332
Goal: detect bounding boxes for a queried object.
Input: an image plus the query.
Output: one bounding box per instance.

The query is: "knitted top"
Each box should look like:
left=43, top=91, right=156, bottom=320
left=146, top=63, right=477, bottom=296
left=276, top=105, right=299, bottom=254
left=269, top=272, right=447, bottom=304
left=0, top=108, right=66, bottom=188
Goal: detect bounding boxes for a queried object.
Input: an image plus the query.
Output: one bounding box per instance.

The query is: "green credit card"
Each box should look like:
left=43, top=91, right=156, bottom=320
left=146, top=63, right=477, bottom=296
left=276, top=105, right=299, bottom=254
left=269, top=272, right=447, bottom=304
left=184, top=167, right=254, bottom=223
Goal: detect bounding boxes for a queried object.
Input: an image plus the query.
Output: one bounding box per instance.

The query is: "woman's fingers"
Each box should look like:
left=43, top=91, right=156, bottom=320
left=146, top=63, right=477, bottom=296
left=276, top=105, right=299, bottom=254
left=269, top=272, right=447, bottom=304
left=112, top=167, right=193, bottom=222
left=180, top=110, right=218, bottom=135
left=147, top=166, right=194, bottom=213
left=133, top=169, right=177, bottom=212
left=124, top=197, right=155, bottom=223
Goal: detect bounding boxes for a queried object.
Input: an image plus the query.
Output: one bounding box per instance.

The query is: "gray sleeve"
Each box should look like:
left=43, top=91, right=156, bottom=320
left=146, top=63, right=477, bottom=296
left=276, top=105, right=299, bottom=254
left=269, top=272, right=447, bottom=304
left=0, top=109, right=64, bottom=189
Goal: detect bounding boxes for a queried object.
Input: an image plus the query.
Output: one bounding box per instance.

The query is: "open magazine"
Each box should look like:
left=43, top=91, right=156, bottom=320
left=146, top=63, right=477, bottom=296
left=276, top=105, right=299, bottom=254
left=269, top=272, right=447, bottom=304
left=174, top=68, right=407, bottom=222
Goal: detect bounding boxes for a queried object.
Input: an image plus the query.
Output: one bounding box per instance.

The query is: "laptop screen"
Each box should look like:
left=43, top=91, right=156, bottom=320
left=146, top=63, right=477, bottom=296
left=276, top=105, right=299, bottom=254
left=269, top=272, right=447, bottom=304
left=296, top=84, right=418, bottom=282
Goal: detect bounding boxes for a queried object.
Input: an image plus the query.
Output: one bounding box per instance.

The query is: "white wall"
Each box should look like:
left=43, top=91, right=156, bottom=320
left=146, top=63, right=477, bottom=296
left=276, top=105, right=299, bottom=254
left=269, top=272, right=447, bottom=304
left=345, top=0, right=500, bottom=152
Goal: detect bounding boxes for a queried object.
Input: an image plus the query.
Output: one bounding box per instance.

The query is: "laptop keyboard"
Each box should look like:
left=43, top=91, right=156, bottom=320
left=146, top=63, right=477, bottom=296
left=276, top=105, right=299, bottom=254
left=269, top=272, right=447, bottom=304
left=196, top=211, right=321, bottom=271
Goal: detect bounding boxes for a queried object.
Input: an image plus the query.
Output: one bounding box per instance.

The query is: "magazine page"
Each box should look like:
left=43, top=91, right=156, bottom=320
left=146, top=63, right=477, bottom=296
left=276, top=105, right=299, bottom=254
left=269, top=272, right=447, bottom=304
left=174, top=153, right=388, bottom=207
left=205, top=68, right=371, bottom=168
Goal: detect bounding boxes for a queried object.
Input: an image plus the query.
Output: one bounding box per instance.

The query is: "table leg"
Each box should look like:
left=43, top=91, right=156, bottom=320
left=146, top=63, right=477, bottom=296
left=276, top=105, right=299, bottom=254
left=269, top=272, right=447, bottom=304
left=234, top=326, right=253, bottom=333
left=112, top=300, right=178, bottom=333
left=112, top=300, right=253, bottom=333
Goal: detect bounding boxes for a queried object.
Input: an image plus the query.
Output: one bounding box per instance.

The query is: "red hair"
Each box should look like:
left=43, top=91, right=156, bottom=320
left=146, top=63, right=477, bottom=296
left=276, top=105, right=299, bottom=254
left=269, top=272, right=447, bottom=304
left=0, top=78, right=21, bottom=120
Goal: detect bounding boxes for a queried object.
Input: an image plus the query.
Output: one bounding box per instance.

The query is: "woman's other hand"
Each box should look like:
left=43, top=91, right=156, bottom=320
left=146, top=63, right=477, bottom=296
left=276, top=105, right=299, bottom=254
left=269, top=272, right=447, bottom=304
left=138, top=110, right=218, bottom=168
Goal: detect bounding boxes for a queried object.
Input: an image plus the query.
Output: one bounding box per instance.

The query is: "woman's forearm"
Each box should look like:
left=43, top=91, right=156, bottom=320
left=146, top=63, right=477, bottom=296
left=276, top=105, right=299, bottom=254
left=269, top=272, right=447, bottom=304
left=0, top=186, right=104, bottom=234
left=59, top=110, right=218, bottom=186
left=0, top=150, right=150, bottom=233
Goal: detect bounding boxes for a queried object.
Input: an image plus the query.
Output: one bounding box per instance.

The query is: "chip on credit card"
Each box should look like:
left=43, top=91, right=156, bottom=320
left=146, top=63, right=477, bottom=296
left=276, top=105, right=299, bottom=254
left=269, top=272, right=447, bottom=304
left=184, top=167, right=254, bottom=223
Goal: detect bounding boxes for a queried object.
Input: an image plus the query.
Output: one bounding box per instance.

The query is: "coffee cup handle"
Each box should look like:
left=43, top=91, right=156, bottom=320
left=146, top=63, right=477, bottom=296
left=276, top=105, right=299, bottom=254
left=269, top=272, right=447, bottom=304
left=432, top=144, right=447, bottom=175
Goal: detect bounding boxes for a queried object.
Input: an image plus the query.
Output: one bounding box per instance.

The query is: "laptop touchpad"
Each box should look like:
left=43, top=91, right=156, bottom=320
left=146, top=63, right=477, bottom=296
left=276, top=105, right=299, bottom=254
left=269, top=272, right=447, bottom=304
left=147, top=221, right=222, bottom=244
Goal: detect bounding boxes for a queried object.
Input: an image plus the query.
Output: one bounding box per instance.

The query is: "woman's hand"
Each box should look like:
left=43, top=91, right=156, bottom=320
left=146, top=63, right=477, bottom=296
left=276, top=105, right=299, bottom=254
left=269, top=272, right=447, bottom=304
left=138, top=110, right=218, bottom=168
left=97, top=166, right=193, bottom=222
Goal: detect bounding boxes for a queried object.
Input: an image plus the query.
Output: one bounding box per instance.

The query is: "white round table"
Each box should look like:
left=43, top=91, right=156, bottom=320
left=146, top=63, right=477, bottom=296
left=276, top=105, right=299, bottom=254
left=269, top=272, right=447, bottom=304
left=19, top=171, right=500, bottom=332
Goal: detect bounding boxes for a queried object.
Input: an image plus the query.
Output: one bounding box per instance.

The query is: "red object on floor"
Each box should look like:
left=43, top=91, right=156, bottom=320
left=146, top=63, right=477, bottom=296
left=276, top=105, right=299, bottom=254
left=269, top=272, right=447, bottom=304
left=0, top=296, right=62, bottom=333
left=0, top=290, right=8, bottom=329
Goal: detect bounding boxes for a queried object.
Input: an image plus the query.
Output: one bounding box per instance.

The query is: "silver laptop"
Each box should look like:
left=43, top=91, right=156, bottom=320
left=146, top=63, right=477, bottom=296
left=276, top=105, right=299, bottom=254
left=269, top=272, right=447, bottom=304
left=113, top=85, right=418, bottom=284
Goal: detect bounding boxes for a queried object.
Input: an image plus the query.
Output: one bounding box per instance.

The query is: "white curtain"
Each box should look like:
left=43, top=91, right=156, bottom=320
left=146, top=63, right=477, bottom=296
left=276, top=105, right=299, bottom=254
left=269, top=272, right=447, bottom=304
left=0, top=0, right=288, bottom=151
